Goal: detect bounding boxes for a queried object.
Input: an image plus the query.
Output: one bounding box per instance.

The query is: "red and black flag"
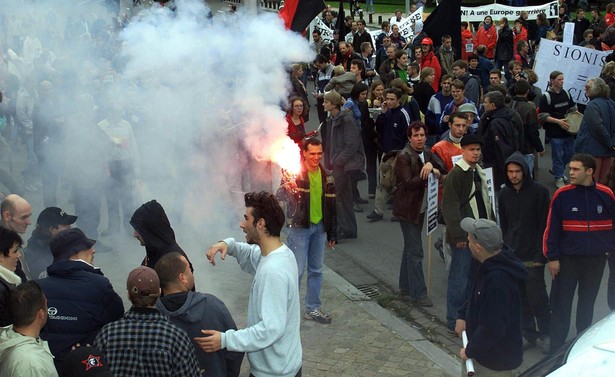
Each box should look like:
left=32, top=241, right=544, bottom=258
left=279, top=0, right=326, bottom=33
left=422, top=0, right=462, bottom=55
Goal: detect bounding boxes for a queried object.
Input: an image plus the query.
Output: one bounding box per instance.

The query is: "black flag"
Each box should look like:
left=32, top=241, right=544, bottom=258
left=336, top=0, right=349, bottom=43
left=422, top=0, right=462, bottom=55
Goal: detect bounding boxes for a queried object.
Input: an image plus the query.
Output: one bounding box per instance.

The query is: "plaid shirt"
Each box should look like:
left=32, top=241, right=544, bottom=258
left=94, top=307, right=200, bottom=377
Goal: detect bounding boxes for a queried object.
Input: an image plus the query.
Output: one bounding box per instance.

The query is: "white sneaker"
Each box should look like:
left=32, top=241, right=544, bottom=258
left=555, top=178, right=565, bottom=189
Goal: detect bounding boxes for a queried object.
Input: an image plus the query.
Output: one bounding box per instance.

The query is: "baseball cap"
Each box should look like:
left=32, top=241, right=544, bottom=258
left=458, top=103, right=478, bottom=115
left=127, top=266, right=160, bottom=297
left=37, top=207, right=77, bottom=228
left=460, top=134, right=483, bottom=147
left=460, top=218, right=503, bottom=251
left=50, top=228, right=96, bottom=262
left=62, top=346, right=113, bottom=377
left=421, top=37, right=433, bottom=45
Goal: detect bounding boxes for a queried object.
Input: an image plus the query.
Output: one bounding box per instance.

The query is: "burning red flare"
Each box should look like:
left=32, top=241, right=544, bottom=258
left=271, top=138, right=301, bottom=180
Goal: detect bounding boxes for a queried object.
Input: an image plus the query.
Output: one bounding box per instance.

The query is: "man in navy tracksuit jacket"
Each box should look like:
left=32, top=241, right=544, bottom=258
left=543, top=153, right=615, bottom=353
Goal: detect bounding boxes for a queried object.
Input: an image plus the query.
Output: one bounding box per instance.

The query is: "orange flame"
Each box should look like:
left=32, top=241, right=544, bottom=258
left=271, top=138, right=301, bottom=179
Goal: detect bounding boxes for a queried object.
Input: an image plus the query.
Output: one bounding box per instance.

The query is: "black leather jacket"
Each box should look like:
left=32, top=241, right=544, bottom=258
left=277, top=163, right=337, bottom=242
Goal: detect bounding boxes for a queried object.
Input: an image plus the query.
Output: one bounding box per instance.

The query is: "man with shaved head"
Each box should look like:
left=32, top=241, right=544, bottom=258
left=1, top=194, right=32, bottom=281
left=1, top=194, right=32, bottom=235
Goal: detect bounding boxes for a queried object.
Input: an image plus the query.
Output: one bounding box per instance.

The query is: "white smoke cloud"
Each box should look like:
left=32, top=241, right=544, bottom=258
left=116, top=0, right=313, bottom=223
left=2, top=0, right=313, bottom=231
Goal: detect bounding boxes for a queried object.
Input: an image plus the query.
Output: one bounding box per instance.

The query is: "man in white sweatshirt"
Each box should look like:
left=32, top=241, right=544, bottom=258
left=201, top=191, right=302, bottom=377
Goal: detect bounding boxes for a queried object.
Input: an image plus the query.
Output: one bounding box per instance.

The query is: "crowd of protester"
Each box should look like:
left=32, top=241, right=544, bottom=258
left=2, top=1, right=615, bottom=376
left=284, top=2, right=615, bottom=373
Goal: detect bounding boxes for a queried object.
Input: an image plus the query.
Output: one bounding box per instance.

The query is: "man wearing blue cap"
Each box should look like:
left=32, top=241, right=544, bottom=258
left=37, top=228, right=124, bottom=372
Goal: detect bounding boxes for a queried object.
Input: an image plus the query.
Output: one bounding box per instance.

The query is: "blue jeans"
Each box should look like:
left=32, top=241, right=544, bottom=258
left=524, top=153, right=534, bottom=179
left=287, top=222, right=327, bottom=312
left=550, top=136, right=574, bottom=179
left=446, top=245, right=473, bottom=330
left=398, top=217, right=428, bottom=300
left=365, top=0, right=374, bottom=13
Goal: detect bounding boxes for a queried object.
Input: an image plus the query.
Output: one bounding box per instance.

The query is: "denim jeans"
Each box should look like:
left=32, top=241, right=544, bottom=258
left=523, top=153, right=535, bottom=179
left=399, top=217, right=428, bottom=300
left=287, top=222, right=327, bottom=312
left=447, top=245, right=473, bottom=330
left=366, top=0, right=374, bottom=12
left=550, top=136, right=574, bottom=179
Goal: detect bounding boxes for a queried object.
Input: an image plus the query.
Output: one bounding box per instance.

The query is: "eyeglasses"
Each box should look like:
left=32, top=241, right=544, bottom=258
left=293, top=104, right=304, bottom=108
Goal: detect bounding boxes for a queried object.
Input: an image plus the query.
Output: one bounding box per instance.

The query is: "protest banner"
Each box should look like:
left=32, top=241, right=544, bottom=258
left=310, top=17, right=334, bottom=44
left=460, top=1, right=559, bottom=22
left=389, top=7, right=423, bottom=41
left=533, top=39, right=611, bottom=105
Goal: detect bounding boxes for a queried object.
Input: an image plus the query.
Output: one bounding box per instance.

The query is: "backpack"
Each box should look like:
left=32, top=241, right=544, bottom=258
left=543, top=89, right=571, bottom=106
left=460, top=74, right=483, bottom=102
left=380, top=149, right=408, bottom=191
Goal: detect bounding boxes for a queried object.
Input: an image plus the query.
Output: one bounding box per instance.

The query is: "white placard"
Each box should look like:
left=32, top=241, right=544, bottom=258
left=426, top=172, right=439, bottom=236
left=460, top=1, right=559, bottom=23
left=533, top=39, right=611, bottom=105
left=563, top=22, right=575, bottom=45
left=483, top=167, right=496, bottom=223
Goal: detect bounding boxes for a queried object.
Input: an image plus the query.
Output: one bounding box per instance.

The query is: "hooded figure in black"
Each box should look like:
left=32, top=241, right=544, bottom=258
left=130, top=200, right=193, bottom=272
left=498, top=152, right=551, bottom=347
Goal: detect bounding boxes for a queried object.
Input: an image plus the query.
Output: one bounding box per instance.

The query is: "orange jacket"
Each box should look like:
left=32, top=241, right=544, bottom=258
left=461, top=28, right=474, bottom=61
left=421, top=51, right=442, bottom=92
left=513, top=26, right=528, bottom=54
left=474, top=25, right=497, bottom=58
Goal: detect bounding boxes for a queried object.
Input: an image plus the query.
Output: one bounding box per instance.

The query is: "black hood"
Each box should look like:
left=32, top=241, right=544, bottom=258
left=504, top=151, right=531, bottom=190
left=130, top=200, right=183, bottom=268
left=482, top=244, right=527, bottom=282
left=484, top=105, right=516, bottom=121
